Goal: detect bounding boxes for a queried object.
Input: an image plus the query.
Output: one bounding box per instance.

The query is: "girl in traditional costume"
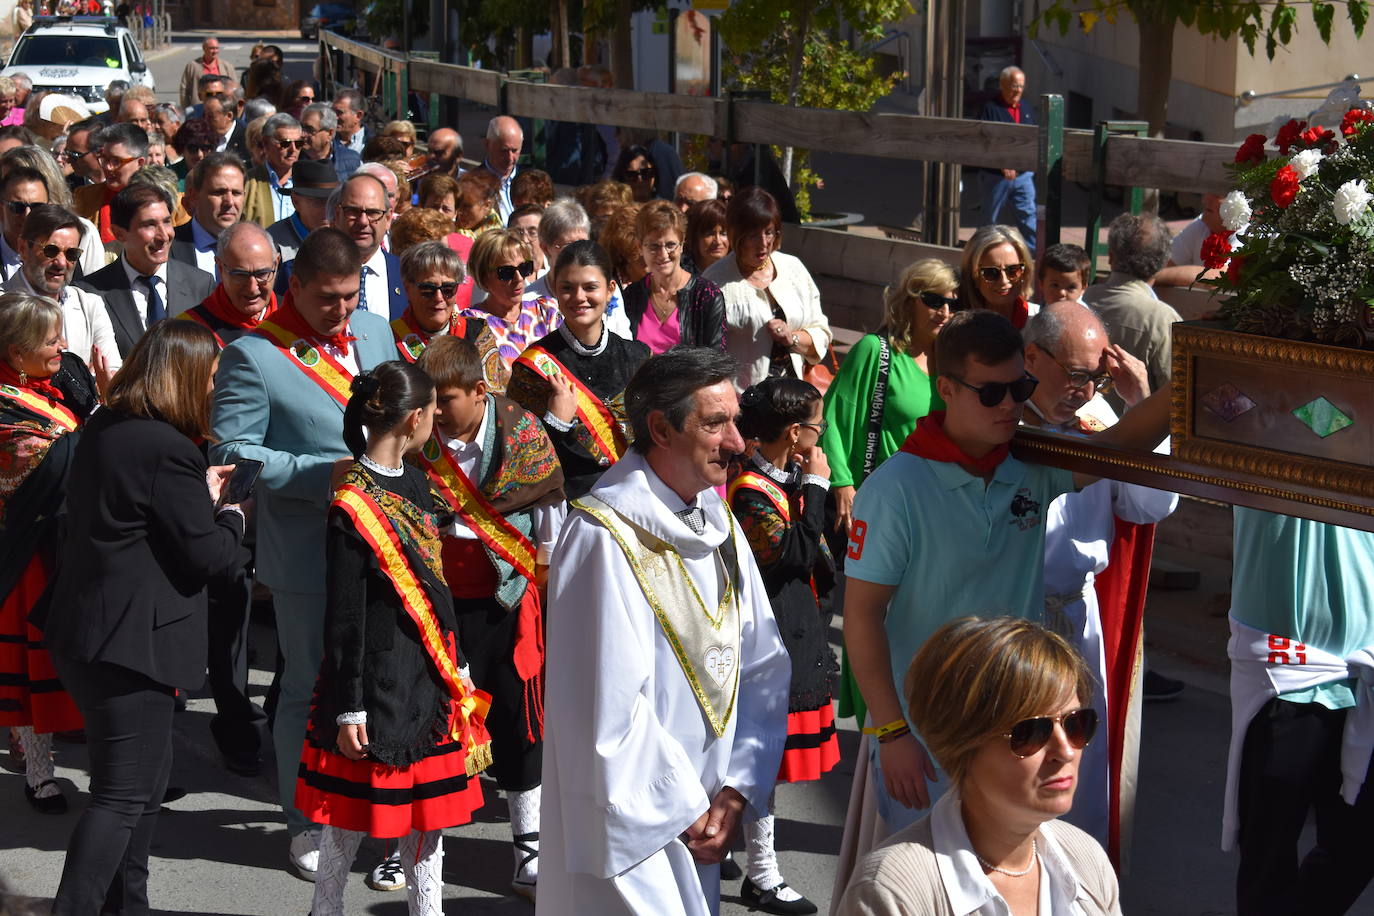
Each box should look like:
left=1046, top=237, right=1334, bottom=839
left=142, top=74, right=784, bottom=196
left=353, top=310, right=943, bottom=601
left=296, top=361, right=493, bottom=916
left=0, top=292, right=99, bottom=814
left=728, top=377, right=840, bottom=915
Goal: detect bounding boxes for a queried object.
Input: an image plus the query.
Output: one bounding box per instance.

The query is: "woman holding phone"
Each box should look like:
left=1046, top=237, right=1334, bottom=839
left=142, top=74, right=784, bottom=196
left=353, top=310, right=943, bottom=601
left=37, top=320, right=249, bottom=915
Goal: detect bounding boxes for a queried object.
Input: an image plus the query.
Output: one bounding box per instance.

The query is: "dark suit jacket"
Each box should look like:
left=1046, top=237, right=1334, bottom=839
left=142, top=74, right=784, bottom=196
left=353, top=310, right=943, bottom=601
left=169, top=220, right=204, bottom=271
left=35, top=409, right=247, bottom=689
left=77, top=257, right=216, bottom=358
left=220, top=122, right=251, bottom=161
left=276, top=249, right=405, bottom=318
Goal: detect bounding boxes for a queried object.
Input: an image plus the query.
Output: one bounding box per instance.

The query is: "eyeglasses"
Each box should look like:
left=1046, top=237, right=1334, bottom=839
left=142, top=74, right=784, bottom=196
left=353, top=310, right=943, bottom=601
left=38, top=244, right=82, bottom=262
left=203, top=90, right=226, bottom=99
left=97, top=152, right=139, bottom=168
left=623, top=167, right=656, bottom=181
left=271, top=138, right=306, bottom=151
left=977, top=263, right=1027, bottom=283
left=225, top=266, right=276, bottom=283
left=494, top=260, right=535, bottom=282
left=800, top=419, right=829, bottom=436
left=644, top=241, right=680, bottom=255
left=948, top=372, right=1038, bottom=407
left=337, top=204, right=388, bottom=224
left=299, top=124, right=325, bottom=136
left=297, top=94, right=315, bottom=102
left=1035, top=344, right=1114, bottom=393
left=415, top=281, right=458, bottom=297
left=1004, top=708, right=1098, bottom=758
left=5, top=200, right=37, bottom=216
left=186, top=143, right=215, bottom=154
left=919, top=290, right=962, bottom=312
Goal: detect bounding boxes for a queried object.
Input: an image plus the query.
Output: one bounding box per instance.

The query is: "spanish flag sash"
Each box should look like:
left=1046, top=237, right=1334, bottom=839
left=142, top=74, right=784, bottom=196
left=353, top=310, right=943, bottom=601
left=391, top=313, right=430, bottom=364
left=727, top=471, right=791, bottom=523
left=256, top=317, right=354, bottom=408
left=513, top=345, right=625, bottom=463
left=332, top=483, right=494, bottom=776
left=178, top=307, right=227, bottom=348
left=0, top=385, right=79, bottom=432
left=419, top=433, right=539, bottom=583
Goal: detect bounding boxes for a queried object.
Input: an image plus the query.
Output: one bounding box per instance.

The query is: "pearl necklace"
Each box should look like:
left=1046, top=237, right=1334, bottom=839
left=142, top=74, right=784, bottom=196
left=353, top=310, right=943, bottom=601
left=975, top=839, right=1037, bottom=878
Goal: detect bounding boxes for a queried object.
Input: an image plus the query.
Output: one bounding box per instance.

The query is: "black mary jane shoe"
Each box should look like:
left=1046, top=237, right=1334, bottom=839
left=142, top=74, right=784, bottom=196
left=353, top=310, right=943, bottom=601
left=24, top=779, right=68, bottom=814
left=740, top=876, right=818, bottom=915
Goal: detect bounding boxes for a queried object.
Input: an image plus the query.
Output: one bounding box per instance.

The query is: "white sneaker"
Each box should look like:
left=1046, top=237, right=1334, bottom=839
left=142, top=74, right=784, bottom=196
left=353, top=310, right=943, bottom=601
left=366, top=850, right=406, bottom=891
left=289, top=829, right=322, bottom=882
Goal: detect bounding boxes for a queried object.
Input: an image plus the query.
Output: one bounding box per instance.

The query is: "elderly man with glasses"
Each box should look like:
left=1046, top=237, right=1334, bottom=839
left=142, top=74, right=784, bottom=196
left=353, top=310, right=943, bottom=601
left=242, top=113, right=303, bottom=227
left=180, top=38, right=236, bottom=109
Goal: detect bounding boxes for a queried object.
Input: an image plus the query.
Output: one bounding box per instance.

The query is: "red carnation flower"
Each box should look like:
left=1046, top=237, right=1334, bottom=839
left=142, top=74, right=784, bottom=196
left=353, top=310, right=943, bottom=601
left=1274, top=119, right=1306, bottom=154
left=1299, top=125, right=1336, bottom=151
left=1270, top=165, right=1300, bottom=207
left=1200, top=232, right=1233, bottom=270
left=1227, top=255, right=1246, bottom=286
left=1235, top=133, right=1267, bottom=164
left=1341, top=108, right=1374, bottom=137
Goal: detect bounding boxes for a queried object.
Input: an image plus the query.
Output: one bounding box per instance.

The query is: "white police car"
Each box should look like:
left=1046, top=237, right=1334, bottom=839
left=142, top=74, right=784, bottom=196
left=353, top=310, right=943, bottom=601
left=2, top=16, right=154, bottom=113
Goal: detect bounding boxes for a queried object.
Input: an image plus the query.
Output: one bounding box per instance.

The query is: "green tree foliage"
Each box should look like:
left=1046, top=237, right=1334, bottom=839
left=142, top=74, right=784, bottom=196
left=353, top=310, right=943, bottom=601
left=719, top=0, right=911, bottom=219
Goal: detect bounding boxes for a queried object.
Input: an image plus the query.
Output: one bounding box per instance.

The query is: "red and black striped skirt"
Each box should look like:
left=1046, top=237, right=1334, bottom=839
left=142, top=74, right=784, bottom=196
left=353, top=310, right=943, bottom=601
left=777, top=701, right=840, bottom=784
left=0, top=554, right=81, bottom=732
left=295, top=739, right=485, bottom=839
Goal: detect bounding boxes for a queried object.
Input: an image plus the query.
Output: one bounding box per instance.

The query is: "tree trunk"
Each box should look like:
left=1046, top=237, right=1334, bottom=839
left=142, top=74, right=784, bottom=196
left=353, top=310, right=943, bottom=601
left=780, top=1, right=814, bottom=187
left=611, top=0, right=634, bottom=89
left=1135, top=11, right=1175, bottom=213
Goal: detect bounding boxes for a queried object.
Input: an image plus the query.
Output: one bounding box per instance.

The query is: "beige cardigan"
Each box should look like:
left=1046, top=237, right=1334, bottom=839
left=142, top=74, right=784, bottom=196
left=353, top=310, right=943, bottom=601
left=836, top=814, right=1121, bottom=916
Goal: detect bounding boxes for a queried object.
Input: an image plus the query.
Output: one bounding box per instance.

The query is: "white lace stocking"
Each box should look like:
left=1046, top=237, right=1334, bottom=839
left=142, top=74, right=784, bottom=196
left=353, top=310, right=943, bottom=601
left=399, top=829, right=444, bottom=916
left=310, top=825, right=364, bottom=916
left=17, top=727, right=57, bottom=796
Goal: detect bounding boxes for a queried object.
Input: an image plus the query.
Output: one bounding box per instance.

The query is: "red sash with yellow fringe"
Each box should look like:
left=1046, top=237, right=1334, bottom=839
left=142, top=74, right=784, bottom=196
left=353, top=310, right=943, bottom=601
left=0, top=385, right=78, bottom=432
left=513, top=345, right=625, bottom=463
left=256, top=318, right=354, bottom=408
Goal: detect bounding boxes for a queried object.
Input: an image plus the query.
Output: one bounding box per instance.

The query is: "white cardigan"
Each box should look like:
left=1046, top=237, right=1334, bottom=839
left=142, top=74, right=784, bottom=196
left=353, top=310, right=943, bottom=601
left=3, top=270, right=122, bottom=372
left=703, top=250, right=832, bottom=390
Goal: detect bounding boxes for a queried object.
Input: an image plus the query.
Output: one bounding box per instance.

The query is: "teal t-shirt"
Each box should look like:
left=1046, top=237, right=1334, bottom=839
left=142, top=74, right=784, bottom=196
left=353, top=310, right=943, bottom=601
left=847, top=451, right=1075, bottom=715
left=1231, top=508, right=1374, bottom=709
left=821, top=334, right=943, bottom=489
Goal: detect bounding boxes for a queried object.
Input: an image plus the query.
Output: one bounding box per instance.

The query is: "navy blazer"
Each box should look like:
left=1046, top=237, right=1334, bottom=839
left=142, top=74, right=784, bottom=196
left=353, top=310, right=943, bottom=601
left=276, top=249, right=405, bottom=319
left=77, top=257, right=217, bottom=358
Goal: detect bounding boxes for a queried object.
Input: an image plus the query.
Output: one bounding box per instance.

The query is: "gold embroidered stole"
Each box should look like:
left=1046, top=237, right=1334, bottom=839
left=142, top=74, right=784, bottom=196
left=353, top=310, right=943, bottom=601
left=574, top=494, right=741, bottom=737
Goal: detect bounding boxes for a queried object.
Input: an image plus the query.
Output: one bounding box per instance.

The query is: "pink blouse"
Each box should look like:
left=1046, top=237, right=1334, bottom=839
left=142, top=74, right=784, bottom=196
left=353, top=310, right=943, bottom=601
left=635, top=305, right=681, bottom=354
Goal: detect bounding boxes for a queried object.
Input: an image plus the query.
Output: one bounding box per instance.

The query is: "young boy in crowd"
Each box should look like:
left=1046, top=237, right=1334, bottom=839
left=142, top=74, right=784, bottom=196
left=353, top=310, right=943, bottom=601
left=1038, top=242, right=1092, bottom=307
left=836, top=308, right=1170, bottom=867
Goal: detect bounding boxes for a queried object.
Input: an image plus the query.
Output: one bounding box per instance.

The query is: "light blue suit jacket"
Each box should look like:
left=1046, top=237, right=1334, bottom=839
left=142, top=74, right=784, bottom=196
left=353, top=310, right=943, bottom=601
left=209, top=309, right=394, bottom=595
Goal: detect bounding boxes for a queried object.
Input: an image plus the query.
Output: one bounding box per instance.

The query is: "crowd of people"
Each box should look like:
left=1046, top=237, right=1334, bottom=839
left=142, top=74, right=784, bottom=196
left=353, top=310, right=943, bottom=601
left=0, top=41, right=1371, bottom=916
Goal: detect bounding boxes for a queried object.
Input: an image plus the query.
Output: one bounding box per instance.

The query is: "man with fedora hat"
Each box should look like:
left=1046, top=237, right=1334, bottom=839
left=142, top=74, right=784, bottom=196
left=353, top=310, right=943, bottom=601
left=268, top=158, right=336, bottom=268
left=171, top=151, right=246, bottom=281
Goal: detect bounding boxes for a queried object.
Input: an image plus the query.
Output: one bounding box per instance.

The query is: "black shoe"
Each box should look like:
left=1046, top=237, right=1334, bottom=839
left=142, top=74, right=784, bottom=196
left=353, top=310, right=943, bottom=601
left=221, top=749, right=262, bottom=778
left=719, top=853, right=743, bottom=881
left=161, top=786, right=188, bottom=805
left=740, top=876, right=818, bottom=915
left=1144, top=670, right=1185, bottom=701
left=24, top=779, right=68, bottom=814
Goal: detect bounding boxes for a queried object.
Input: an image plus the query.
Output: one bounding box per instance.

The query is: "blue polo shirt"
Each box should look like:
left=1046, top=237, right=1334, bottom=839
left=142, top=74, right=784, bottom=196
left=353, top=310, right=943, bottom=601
left=1231, top=508, right=1374, bottom=709
left=849, top=451, right=1074, bottom=710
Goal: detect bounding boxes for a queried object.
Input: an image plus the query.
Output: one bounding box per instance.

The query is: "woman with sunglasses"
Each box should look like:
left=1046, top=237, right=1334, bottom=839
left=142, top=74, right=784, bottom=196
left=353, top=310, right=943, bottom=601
left=611, top=144, right=656, bottom=203
left=837, top=616, right=1120, bottom=915
left=393, top=240, right=503, bottom=384
left=958, top=224, right=1038, bottom=329
left=507, top=240, right=650, bottom=501
left=461, top=228, right=561, bottom=373
left=728, top=377, right=838, bottom=915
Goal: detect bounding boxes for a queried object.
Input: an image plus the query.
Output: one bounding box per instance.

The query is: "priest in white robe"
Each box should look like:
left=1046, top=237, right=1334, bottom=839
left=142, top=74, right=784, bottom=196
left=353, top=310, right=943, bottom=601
left=539, top=348, right=791, bottom=916
left=1022, top=302, right=1178, bottom=861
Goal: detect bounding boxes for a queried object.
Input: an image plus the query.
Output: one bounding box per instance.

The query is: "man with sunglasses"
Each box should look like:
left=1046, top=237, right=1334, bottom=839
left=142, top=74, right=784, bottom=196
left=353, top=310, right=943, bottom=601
left=837, top=309, right=1174, bottom=865
left=1022, top=302, right=1178, bottom=854
left=243, top=113, right=303, bottom=227
left=3, top=204, right=120, bottom=378
left=0, top=166, right=47, bottom=283
left=71, top=122, right=148, bottom=243
left=62, top=118, right=104, bottom=191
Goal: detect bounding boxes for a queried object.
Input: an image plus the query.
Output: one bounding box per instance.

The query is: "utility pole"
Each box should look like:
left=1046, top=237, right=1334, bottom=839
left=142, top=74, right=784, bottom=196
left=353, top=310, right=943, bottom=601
left=922, top=0, right=964, bottom=246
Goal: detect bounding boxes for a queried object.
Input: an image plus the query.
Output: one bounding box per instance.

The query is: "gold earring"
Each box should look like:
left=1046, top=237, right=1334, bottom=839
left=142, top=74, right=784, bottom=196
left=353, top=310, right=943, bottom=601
left=18, top=369, right=26, bottom=387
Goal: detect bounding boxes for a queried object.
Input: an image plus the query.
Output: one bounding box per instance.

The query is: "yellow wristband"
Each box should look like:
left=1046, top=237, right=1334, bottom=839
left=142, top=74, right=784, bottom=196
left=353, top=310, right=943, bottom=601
left=862, top=718, right=909, bottom=738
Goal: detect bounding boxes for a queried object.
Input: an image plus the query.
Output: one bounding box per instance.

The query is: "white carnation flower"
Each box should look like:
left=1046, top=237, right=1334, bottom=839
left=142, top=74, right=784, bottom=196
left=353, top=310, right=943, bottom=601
left=1220, top=190, right=1252, bottom=232
left=1290, top=148, right=1323, bottom=180
left=1333, top=179, right=1373, bottom=226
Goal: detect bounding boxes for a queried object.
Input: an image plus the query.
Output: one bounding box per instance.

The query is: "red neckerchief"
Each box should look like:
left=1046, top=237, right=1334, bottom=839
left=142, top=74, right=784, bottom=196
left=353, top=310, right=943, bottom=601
left=97, top=185, right=117, bottom=243
left=1011, top=297, right=1030, bottom=329
left=200, top=284, right=276, bottom=329
left=400, top=308, right=471, bottom=340
left=271, top=293, right=357, bottom=356
left=0, top=360, right=62, bottom=402
left=899, top=410, right=1009, bottom=475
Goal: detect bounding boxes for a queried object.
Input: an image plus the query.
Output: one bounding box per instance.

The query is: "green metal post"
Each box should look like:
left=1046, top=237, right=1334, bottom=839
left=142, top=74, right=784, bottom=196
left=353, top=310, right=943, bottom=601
left=1037, top=93, right=1064, bottom=250
left=1086, top=119, right=1149, bottom=283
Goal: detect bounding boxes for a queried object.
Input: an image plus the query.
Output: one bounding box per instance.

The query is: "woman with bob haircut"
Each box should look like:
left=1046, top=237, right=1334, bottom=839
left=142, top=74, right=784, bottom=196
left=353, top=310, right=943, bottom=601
left=40, top=320, right=248, bottom=915
left=836, top=616, right=1121, bottom=915
left=393, top=239, right=502, bottom=385
left=703, top=187, right=832, bottom=390
left=684, top=197, right=730, bottom=274
left=958, top=224, right=1037, bottom=329
left=461, top=228, right=562, bottom=370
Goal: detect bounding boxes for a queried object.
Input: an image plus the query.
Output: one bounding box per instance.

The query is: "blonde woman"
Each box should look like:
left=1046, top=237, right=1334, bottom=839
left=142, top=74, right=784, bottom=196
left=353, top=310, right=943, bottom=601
left=957, top=224, right=1037, bottom=329
left=11, top=0, right=33, bottom=38
left=384, top=119, right=418, bottom=156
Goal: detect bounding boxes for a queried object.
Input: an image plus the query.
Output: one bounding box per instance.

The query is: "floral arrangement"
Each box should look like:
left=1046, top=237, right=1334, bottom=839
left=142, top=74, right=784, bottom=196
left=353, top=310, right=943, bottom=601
left=1205, top=95, right=1374, bottom=347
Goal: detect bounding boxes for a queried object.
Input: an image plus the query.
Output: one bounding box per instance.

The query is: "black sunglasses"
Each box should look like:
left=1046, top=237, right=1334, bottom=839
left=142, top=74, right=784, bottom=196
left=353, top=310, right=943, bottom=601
left=5, top=200, right=37, bottom=216
left=494, top=260, right=535, bottom=282
left=949, top=372, right=1038, bottom=407
left=919, top=290, right=962, bottom=312
left=415, top=281, right=459, bottom=297
left=1004, top=708, right=1098, bottom=758
left=1036, top=344, right=1114, bottom=393
left=623, top=167, right=656, bottom=181
left=39, top=244, right=82, bottom=262
left=977, top=263, right=1027, bottom=283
